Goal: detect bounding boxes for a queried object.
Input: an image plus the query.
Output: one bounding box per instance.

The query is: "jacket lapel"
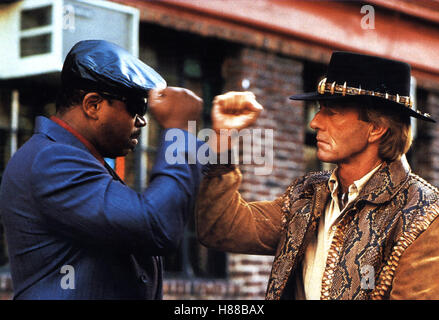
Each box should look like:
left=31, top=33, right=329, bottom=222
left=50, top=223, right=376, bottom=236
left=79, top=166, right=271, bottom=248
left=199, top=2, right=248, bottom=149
left=324, top=158, right=411, bottom=299
left=359, top=157, right=410, bottom=204
left=266, top=172, right=331, bottom=300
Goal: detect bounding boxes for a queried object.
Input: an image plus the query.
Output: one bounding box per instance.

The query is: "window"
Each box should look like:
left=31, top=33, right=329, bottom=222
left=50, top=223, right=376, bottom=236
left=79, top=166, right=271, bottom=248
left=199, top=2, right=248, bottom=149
left=19, top=5, right=53, bottom=57
left=20, top=5, right=52, bottom=30
left=20, top=33, right=52, bottom=57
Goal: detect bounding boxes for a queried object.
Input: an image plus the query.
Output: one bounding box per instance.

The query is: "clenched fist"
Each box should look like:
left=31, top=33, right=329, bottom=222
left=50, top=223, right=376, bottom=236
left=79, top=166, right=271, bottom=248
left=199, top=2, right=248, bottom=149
left=211, top=91, right=263, bottom=132
left=148, top=87, right=203, bottom=131
left=210, top=91, right=264, bottom=153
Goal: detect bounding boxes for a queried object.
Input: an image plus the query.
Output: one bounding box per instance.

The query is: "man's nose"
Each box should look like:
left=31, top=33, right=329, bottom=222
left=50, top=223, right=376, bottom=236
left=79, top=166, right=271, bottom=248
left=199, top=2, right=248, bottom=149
left=309, top=111, right=321, bottom=131
left=135, top=115, right=147, bottom=127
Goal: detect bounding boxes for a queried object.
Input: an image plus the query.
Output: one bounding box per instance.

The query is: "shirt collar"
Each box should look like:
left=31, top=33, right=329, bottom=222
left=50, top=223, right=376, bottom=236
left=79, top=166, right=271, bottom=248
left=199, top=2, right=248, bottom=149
left=50, top=116, right=106, bottom=166
left=328, top=162, right=383, bottom=196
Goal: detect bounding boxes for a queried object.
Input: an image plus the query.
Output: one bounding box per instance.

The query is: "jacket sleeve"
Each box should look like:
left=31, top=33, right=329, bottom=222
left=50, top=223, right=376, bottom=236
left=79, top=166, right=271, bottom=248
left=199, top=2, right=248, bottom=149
left=30, top=129, right=204, bottom=256
left=390, top=216, right=439, bottom=299
left=196, top=166, right=283, bottom=255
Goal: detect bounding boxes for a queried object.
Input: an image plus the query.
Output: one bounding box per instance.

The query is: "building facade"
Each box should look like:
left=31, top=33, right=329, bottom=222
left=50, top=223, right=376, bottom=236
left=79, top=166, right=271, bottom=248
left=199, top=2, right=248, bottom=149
left=1, top=0, right=439, bottom=299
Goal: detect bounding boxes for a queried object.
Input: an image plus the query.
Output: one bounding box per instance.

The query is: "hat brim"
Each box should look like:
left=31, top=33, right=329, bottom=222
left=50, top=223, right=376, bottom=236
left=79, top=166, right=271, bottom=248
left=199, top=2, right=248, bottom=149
left=289, top=91, right=435, bottom=123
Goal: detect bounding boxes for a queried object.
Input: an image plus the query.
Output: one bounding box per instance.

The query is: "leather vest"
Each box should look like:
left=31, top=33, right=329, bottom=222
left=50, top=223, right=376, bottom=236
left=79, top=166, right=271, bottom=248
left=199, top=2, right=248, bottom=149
left=266, top=158, right=439, bottom=300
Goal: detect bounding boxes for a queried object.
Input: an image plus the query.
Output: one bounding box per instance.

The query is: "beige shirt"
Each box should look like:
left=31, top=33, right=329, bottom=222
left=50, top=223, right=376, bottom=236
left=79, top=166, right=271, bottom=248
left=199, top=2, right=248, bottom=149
left=300, top=163, right=382, bottom=300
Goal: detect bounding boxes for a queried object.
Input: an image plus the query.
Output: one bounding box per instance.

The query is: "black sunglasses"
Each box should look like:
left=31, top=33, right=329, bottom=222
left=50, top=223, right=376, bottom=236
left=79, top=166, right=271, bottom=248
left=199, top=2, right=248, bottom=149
left=99, top=92, right=148, bottom=118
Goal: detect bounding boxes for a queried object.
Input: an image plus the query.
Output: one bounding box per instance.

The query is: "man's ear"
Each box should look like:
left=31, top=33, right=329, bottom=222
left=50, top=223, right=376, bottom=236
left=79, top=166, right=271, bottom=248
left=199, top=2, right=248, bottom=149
left=368, top=123, right=388, bottom=143
left=82, top=92, right=103, bottom=120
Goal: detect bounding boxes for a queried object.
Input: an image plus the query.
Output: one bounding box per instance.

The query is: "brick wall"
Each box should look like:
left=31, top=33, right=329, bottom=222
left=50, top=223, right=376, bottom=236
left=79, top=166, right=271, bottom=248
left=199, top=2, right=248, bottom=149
left=164, top=279, right=240, bottom=300
left=227, top=254, right=274, bottom=299
left=218, top=47, right=305, bottom=299
left=222, top=47, right=305, bottom=200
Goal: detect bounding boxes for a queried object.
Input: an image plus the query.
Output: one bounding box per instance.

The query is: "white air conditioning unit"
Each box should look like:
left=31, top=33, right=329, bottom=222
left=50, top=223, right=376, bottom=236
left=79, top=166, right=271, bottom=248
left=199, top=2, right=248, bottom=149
left=0, top=0, right=139, bottom=80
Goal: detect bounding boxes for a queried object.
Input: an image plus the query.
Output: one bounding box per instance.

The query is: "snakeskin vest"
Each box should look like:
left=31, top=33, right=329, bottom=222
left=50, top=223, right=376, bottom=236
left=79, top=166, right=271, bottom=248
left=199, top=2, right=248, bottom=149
left=265, top=158, right=439, bottom=300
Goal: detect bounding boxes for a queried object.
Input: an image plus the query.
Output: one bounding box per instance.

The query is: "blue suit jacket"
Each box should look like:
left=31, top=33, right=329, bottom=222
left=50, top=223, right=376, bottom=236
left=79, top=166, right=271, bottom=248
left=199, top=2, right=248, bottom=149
left=0, top=116, right=204, bottom=299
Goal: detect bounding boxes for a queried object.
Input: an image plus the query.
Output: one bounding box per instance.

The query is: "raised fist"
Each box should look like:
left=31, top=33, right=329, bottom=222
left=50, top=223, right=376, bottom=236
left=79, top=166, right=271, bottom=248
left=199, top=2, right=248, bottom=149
left=148, top=87, right=203, bottom=131
left=209, top=91, right=263, bottom=153
left=211, top=91, right=263, bottom=132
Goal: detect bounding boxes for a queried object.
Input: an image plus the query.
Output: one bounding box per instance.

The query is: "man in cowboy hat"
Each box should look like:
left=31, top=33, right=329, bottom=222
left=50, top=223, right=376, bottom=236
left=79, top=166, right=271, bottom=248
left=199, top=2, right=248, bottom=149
left=195, top=51, right=439, bottom=299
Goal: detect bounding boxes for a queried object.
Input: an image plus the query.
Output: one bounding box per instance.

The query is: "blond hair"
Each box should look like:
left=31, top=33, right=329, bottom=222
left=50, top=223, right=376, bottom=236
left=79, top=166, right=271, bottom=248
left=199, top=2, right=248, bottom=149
left=358, top=101, right=413, bottom=161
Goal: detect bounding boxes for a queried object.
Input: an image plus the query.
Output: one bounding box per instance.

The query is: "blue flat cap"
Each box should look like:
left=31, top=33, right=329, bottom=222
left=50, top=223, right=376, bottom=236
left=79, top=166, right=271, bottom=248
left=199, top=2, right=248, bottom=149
left=61, top=40, right=166, bottom=98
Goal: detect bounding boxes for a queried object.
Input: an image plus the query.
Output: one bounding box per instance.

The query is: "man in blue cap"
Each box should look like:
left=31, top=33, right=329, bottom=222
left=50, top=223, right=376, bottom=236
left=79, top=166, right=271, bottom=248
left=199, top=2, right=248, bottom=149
left=0, top=40, right=205, bottom=299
